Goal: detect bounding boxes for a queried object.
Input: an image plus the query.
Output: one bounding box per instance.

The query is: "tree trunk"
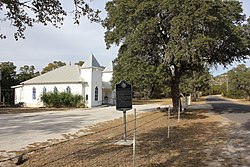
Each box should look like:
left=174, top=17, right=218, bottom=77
left=170, top=75, right=181, bottom=112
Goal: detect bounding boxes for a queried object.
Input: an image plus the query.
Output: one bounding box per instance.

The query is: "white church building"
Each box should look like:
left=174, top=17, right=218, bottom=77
left=12, top=55, right=115, bottom=108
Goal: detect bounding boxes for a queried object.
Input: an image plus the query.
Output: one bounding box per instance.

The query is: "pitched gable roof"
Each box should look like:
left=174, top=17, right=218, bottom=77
left=21, top=65, right=84, bottom=85
left=82, top=54, right=104, bottom=69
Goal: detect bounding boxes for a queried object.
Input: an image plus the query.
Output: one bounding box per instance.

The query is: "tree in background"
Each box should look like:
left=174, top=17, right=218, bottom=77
left=180, top=66, right=212, bottom=100
left=18, top=65, right=40, bottom=83
left=75, top=61, right=85, bottom=66
left=0, top=0, right=100, bottom=40
left=227, top=64, right=250, bottom=99
left=0, top=62, right=18, bottom=104
left=104, top=0, right=250, bottom=111
left=41, top=61, right=66, bottom=74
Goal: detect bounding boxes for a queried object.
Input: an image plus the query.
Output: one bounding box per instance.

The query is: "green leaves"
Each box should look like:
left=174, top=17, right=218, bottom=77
left=227, top=64, right=250, bottom=99
left=0, top=0, right=100, bottom=40
left=41, top=61, right=66, bottom=74
left=104, top=0, right=249, bottom=109
left=18, top=65, right=40, bottom=83
left=40, top=91, right=83, bottom=107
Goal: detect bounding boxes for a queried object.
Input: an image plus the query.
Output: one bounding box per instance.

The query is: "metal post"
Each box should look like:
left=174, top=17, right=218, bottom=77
left=168, top=105, right=170, bottom=138
left=123, top=110, right=127, bottom=142
left=133, top=108, right=136, bottom=167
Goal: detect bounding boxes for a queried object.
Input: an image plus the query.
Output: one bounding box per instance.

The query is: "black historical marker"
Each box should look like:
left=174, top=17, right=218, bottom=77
left=116, top=80, right=132, bottom=111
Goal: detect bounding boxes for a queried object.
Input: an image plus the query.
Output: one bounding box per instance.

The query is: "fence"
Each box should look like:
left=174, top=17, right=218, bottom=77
left=0, top=107, right=175, bottom=167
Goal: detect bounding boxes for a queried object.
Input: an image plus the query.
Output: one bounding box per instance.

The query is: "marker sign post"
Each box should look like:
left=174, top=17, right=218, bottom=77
left=116, top=80, right=132, bottom=142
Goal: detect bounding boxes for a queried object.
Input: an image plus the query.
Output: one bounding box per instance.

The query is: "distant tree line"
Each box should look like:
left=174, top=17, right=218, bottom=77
left=0, top=60, right=84, bottom=104
left=212, top=64, right=250, bottom=100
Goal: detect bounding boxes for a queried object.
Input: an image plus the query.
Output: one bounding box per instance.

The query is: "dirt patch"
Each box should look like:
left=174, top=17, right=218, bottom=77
left=0, top=107, right=71, bottom=114
left=2, top=109, right=245, bottom=167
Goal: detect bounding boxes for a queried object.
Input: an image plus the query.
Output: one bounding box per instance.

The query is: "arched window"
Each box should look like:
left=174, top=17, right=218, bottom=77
left=32, top=87, right=36, bottom=99
left=95, top=86, right=98, bottom=101
left=66, top=86, right=71, bottom=93
left=43, top=87, right=47, bottom=94
left=54, top=86, right=58, bottom=93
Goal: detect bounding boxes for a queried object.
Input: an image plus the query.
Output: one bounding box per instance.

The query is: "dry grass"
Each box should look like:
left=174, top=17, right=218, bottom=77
left=1, top=109, right=234, bottom=167
left=133, top=98, right=172, bottom=105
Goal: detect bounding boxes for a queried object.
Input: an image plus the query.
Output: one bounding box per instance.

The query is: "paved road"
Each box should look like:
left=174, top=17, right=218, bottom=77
left=205, top=95, right=250, bottom=131
left=0, top=104, right=159, bottom=152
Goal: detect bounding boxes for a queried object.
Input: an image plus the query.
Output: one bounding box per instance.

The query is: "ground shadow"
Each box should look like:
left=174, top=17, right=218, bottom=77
left=206, top=97, right=250, bottom=114
left=242, top=119, right=250, bottom=131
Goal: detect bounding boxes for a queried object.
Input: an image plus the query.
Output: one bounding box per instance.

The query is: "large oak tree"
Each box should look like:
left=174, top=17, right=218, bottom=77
left=103, top=0, right=250, bottom=111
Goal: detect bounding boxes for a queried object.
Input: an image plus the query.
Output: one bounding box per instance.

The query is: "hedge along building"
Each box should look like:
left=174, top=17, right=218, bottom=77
left=12, top=55, right=115, bottom=108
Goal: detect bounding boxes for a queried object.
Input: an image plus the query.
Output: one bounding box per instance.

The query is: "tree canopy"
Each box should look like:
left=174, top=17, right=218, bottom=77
left=41, top=61, right=66, bottom=74
left=227, top=64, right=250, bottom=99
left=0, top=0, right=101, bottom=40
left=18, top=65, right=40, bottom=83
left=104, top=0, right=250, bottom=111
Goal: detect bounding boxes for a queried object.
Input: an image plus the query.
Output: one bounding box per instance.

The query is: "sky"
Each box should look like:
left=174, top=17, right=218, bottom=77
left=0, top=0, right=249, bottom=76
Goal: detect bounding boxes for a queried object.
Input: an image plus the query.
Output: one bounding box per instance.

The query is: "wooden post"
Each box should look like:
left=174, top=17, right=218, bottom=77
left=168, top=105, right=170, bottom=138
left=178, top=98, right=180, bottom=122
left=133, top=108, right=136, bottom=167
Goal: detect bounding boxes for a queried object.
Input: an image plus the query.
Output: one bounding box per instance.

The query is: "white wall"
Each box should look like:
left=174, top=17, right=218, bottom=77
left=15, top=83, right=83, bottom=107
left=81, top=68, right=92, bottom=108
left=102, top=71, right=113, bottom=82
left=92, top=68, right=103, bottom=107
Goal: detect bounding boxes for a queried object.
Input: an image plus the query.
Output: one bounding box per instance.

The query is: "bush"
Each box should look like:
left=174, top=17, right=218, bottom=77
left=40, top=92, right=83, bottom=108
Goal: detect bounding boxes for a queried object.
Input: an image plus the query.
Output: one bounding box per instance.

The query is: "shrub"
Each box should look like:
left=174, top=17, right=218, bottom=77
left=41, top=92, right=83, bottom=108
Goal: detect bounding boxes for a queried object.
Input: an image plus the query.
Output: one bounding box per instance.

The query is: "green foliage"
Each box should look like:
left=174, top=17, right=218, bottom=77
left=104, top=0, right=249, bottom=110
left=75, top=61, right=85, bottom=66
left=0, top=62, right=18, bottom=104
left=180, top=66, right=212, bottom=97
left=112, top=47, right=168, bottom=99
left=40, top=92, right=83, bottom=108
left=41, top=61, right=66, bottom=74
left=18, top=65, right=40, bottom=83
left=227, top=64, right=250, bottom=99
left=0, top=62, right=18, bottom=89
left=0, top=0, right=100, bottom=40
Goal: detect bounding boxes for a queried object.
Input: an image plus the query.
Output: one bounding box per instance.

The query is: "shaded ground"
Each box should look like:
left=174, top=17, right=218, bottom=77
left=1, top=109, right=249, bottom=167
left=205, top=96, right=250, bottom=131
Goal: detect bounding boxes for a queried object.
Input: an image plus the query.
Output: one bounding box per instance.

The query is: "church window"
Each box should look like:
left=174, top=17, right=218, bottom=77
left=32, top=87, right=36, bottom=99
left=66, top=86, right=71, bottom=93
left=86, top=94, right=88, bottom=101
left=43, top=87, right=47, bottom=94
left=95, top=87, right=98, bottom=101
left=54, top=86, right=58, bottom=93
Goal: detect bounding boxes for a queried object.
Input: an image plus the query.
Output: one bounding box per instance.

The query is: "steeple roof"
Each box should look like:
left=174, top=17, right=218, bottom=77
left=82, top=54, right=104, bottom=69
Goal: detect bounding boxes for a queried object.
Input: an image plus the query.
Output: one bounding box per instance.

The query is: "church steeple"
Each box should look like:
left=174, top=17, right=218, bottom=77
left=82, top=54, right=104, bottom=69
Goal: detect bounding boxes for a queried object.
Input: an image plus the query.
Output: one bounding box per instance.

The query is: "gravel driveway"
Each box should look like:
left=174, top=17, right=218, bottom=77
left=0, top=104, right=159, bottom=152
